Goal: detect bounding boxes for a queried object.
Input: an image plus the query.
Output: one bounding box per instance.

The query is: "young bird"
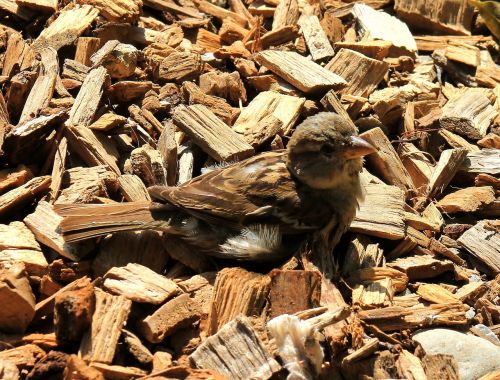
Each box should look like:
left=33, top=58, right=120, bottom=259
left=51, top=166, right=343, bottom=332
left=57, top=113, right=376, bottom=261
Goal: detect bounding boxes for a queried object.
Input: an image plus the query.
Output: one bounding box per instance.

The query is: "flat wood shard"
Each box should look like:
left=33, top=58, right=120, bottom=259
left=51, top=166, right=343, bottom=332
left=172, top=104, right=254, bottom=162
left=255, top=50, right=347, bottom=94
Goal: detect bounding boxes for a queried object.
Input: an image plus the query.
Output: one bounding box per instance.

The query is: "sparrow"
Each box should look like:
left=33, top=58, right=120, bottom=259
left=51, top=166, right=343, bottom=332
left=57, top=113, right=376, bottom=261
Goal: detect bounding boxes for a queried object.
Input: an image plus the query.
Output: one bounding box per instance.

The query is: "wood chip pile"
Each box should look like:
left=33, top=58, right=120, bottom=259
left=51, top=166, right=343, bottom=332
left=0, top=0, right=499, bottom=379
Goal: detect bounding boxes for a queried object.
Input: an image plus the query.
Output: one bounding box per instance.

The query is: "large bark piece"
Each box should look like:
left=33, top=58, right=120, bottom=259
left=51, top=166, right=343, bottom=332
left=79, top=288, right=132, bottom=364
left=190, top=316, right=280, bottom=380
left=208, top=267, right=270, bottom=334
left=33, top=5, right=99, bottom=51
left=458, top=220, right=499, bottom=275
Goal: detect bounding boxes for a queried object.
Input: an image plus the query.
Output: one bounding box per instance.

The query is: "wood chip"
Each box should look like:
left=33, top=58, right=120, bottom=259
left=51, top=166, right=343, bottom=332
left=103, top=263, right=180, bottom=304
left=350, top=182, right=406, bottom=240
left=458, top=220, right=499, bottom=275
left=326, top=49, right=389, bottom=97
left=255, top=50, right=347, bottom=94
left=172, top=104, right=254, bottom=162
left=79, top=288, right=132, bottom=363
left=189, top=316, right=280, bottom=379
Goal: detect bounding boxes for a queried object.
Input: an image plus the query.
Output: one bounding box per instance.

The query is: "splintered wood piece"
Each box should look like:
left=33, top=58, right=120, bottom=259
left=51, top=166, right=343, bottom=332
left=0, top=344, right=45, bottom=372
left=439, top=129, right=480, bottom=152
left=360, top=127, right=415, bottom=192
left=75, top=37, right=100, bottom=66
left=49, top=136, right=67, bottom=202
left=233, top=90, right=304, bottom=145
left=199, top=71, right=246, bottom=105
left=57, top=165, right=118, bottom=204
left=34, top=276, right=91, bottom=323
left=445, top=41, right=480, bottom=67
left=65, top=355, right=105, bottom=380
left=4, top=112, right=67, bottom=163
left=342, top=234, right=384, bottom=275
left=7, top=70, right=37, bottom=122
left=352, top=278, right=393, bottom=307
left=196, top=29, right=222, bottom=52
left=79, top=288, right=132, bottom=364
left=65, top=125, right=120, bottom=174
left=396, top=349, right=427, bottom=380
left=268, top=270, right=321, bottom=318
left=77, top=0, right=141, bottom=23
left=458, top=220, right=500, bottom=275
left=190, top=316, right=280, bottom=380
left=455, top=282, right=486, bottom=304
left=18, top=48, right=58, bottom=125
left=159, top=51, right=203, bottom=83
left=143, top=0, right=203, bottom=18
left=2, top=32, right=35, bottom=77
left=350, top=183, right=406, bottom=240
left=325, top=49, right=388, bottom=97
left=118, top=174, right=151, bottom=201
left=33, top=4, right=99, bottom=51
left=298, top=14, right=334, bottom=61
left=182, top=82, right=236, bottom=125
left=0, top=166, right=32, bottom=193
left=109, top=81, right=153, bottom=103
left=196, top=0, right=247, bottom=26
left=129, top=105, right=163, bottom=135
left=172, top=104, right=254, bottom=162
left=440, top=90, right=497, bottom=140
left=348, top=267, right=408, bottom=293
left=272, top=0, right=299, bottom=30
left=421, top=354, right=460, bottom=380
left=0, top=176, right=51, bottom=216
left=352, top=3, right=417, bottom=54
left=103, top=263, right=180, bottom=304
left=394, top=0, right=474, bottom=35
left=89, top=363, right=146, bottom=379
left=208, top=267, right=270, bottom=334
left=88, top=113, right=127, bottom=132
left=398, top=142, right=434, bottom=193
left=417, top=283, right=459, bottom=304
left=335, top=40, right=392, bottom=60
left=358, top=303, right=469, bottom=332
left=157, top=122, right=177, bottom=186
left=478, top=134, right=500, bottom=149
left=437, top=186, right=496, bottom=214
left=137, top=293, right=202, bottom=343
left=388, top=255, right=455, bottom=280
left=427, top=148, right=468, bottom=198
left=54, top=277, right=95, bottom=345
left=404, top=211, right=440, bottom=232
left=67, top=66, right=107, bottom=127
left=255, top=50, right=347, bottom=94
left=320, top=90, right=357, bottom=129
left=0, top=263, right=36, bottom=333
left=460, top=149, right=500, bottom=176
left=0, top=221, right=47, bottom=276
left=90, top=41, right=138, bottom=79
left=127, top=145, right=167, bottom=187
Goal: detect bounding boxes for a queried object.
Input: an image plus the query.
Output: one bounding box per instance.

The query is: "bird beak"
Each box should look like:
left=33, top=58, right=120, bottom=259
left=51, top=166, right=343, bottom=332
left=344, top=136, right=378, bottom=159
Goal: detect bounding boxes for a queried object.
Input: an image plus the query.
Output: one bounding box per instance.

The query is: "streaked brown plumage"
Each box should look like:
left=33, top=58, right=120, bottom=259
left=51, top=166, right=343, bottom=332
left=57, top=113, right=376, bottom=260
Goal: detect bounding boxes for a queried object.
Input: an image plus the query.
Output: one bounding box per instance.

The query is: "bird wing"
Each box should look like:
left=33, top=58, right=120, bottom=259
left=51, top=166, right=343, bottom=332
left=149, top=151, right=329, bottom=231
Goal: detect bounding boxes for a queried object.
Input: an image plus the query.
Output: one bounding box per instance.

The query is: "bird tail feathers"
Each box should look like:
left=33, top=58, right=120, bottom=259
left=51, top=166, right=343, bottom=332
left=55, top=201, right=177, bottom=242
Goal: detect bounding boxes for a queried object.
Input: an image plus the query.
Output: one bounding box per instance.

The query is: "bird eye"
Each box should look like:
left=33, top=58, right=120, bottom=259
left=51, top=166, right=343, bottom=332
left=320, top=144, right=335, bottom=156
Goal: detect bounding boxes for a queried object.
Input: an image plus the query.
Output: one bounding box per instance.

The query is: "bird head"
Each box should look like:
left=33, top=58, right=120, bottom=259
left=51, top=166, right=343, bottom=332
left=286, top=112, right=377, bottom=190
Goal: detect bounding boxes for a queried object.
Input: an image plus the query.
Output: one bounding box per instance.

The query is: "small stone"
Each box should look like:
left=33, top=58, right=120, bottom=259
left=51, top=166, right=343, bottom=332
left=413, top=328, right=500, bottom=380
